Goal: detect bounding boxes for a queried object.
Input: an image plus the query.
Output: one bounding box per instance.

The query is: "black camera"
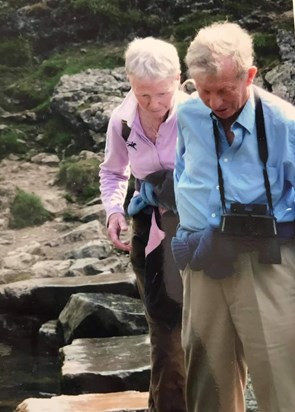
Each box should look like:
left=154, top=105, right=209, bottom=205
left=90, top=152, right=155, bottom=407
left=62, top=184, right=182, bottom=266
left=221, top=203, right=277, bottom=237
left=220, top=203, right=281, bottom=264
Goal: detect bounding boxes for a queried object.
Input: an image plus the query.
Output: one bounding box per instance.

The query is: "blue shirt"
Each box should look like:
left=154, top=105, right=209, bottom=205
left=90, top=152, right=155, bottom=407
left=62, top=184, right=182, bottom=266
left=175, top=86, right=295, bottom=232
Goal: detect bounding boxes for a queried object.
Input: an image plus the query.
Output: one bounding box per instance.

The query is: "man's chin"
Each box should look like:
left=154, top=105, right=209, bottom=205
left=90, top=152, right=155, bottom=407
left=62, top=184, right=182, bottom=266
left=214, top=109, right=231, bottom=119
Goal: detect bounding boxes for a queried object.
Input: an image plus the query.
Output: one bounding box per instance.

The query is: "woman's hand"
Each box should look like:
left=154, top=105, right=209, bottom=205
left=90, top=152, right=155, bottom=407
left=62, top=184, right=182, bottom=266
left=107, top=212, right=131, bottom=252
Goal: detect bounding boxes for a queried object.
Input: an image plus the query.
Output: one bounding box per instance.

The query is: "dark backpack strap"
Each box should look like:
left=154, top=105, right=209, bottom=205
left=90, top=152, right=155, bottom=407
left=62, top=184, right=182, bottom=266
left=121, top=119, right=131, bottom=141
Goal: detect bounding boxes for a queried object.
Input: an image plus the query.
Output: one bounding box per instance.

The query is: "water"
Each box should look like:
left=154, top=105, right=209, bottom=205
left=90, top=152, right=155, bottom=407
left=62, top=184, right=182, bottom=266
left=0, top=341, right=60, bottom=412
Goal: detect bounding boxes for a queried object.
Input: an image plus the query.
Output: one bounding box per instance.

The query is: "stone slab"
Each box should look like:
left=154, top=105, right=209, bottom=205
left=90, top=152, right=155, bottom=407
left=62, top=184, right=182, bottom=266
left=0, top=272, right=137, bottom=318
left=60, top=335, right=151, bottom=394
left=15, top=391, right=148, bottom=412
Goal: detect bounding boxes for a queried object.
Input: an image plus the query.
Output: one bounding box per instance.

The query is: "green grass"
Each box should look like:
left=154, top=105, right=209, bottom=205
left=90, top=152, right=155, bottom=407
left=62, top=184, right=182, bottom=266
left=0, top=129, right=27, bottom=159
left=9, top=189, right=52, bottom=229
left=57, top=157, right=101, bottom=202
left=253, top=33, right=280, bottom=69
left=1, top=41, right=126, bottom=112
left=0, top=0, right=291, bottom=160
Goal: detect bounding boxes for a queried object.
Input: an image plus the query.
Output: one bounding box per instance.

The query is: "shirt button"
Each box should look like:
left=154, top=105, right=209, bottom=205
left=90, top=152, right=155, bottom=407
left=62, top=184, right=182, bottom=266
left=211, top=213, right=216, bottom=218
left=224, top=158, right=228, bottom=162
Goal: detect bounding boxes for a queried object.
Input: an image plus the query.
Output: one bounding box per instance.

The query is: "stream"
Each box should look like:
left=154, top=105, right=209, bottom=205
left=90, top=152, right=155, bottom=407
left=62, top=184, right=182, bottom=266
left=0, top=340, right=60, bottom=412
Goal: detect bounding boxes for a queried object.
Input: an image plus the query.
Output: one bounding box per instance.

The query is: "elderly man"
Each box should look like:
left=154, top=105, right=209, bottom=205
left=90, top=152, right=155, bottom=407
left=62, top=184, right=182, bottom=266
left=173, top=22, right=295, bottom=412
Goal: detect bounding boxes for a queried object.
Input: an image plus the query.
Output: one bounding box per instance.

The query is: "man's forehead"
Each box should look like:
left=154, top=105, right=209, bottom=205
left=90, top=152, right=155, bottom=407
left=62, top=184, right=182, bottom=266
left=194, top=60, right=241, bottom=86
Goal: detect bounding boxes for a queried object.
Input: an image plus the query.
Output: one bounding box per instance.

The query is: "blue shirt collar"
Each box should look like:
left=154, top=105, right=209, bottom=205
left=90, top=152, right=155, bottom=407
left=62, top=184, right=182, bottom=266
left=235, top=87, right=256, bottom=134
left=210, top=87, right=256, bottom=134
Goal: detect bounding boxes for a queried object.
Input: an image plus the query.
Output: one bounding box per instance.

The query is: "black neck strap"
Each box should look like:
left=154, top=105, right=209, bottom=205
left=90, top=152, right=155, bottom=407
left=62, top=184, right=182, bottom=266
left=212, top=88, right=274, bottom=216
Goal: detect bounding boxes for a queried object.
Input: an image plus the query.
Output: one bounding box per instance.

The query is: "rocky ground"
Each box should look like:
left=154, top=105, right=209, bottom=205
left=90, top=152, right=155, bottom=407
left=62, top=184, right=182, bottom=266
left=0, top=157, right=260, bottom=412
left=0, top=152, right=132, bottom=282
left=0, top=156, right=89, bottom=259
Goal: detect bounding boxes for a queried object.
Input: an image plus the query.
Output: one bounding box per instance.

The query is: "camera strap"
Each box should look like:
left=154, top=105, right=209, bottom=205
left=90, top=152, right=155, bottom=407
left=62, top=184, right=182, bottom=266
left=212, top=87, right=275, bottom=217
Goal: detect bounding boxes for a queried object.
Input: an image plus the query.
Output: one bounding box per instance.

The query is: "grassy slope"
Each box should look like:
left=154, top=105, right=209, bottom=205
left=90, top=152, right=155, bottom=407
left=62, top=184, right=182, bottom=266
left=0, top=0, right=293, bottom=157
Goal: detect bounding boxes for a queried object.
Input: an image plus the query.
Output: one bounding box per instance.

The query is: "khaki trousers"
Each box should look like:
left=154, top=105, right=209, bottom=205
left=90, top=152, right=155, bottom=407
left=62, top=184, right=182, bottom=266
left=182, top=241, right=295, bottom=412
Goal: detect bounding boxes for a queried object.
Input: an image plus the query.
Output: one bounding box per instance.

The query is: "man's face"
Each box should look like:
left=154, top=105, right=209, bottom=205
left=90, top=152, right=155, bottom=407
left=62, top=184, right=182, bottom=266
left=129, top=75, right=179, bottom=120
left=194, top=58, right=257, bottom=121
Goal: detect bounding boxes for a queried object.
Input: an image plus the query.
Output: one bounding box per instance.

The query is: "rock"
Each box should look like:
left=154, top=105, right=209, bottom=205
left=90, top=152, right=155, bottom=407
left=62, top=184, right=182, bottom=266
left=64, top=239, right=113, bottom=260
left=78, top=150, right=101, bottom=160
left=31, top=259, right=73, bottom=278
left=66, top=256, right=126, bottom=277
left=61, top=220, right=106, bottom=243
left=262, top=29, right=295, bottom=105
left=58, top=293, right=147, bottom=344
left=0, top=342, right=12, bottom=357
left=277, top=29, right=295, bottom=63
left=37, top=190, right=68, bottom=214
left=264, top=62, right=295, bottom=104
left=7, top=241, right=42, bottom=256
left=79, top=204, right=106, bottom=224
left=50, top=68, right=129, bottom=144
left=30, top=153, right=60, bottom=166
left=15, top=391, right=149, bottom=412
left=0, top=271, right=138, bottom=318
left=0, top=268, right=31, bottom=285
left=38, top=319, right=61, bottom=352
left=60, top=335, right=150, bottom=394
left=1, top=251, right=40, bottom=270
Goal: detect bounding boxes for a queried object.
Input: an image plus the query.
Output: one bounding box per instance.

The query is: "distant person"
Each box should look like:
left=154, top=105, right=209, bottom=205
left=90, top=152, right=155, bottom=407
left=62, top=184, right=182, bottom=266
left=99, top=37, right=189, bottom=412
left=173, top=22, right=295, bottom=412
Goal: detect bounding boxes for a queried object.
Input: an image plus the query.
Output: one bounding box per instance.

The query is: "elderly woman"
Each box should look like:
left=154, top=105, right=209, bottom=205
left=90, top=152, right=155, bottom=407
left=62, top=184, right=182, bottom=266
left=99, top=37, right=188, bottom=412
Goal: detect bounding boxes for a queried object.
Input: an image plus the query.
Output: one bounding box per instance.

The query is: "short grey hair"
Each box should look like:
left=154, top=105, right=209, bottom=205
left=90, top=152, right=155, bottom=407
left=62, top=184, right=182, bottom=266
left=125, top=37, right=181, bottom=80
left=185, top=22, right=254, bottom=78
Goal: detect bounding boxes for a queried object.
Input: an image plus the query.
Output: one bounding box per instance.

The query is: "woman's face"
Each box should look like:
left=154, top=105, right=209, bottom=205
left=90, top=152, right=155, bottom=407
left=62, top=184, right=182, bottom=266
left=129, top=75, right=179, bottom=119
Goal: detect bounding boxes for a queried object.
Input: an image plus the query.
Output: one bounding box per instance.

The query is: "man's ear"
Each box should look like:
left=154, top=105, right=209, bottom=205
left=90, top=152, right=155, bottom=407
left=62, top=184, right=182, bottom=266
left=246, top=66, right=257, bottom=86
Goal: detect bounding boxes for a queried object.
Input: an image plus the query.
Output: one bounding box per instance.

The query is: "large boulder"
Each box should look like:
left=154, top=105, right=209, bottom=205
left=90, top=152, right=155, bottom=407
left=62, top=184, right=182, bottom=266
left=58, top=293, right=148, bottom=344
left=50, top=68, right=129, bottom=142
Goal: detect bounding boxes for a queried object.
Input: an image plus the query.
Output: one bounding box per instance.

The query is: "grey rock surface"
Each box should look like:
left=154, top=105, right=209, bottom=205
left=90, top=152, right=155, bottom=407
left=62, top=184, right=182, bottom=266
left=58, top=293, right=148, bottom=344
left=60, top=335, right=151, bottom=395
left=0, top=272, right=138, bottom=319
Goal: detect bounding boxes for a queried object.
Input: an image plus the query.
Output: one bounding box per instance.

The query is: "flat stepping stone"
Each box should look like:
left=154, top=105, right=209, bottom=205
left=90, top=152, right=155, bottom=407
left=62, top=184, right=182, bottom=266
left=0, top=272, right=137, bottom=318
left=15, top=390, right=148, bottom=411
left=60, top=335, right=151, bottom=394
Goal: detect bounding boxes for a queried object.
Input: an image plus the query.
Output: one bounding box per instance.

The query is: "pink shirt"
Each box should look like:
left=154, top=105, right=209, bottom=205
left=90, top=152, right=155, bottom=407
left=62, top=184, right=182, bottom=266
left=99, top=89, right=189, bottom=220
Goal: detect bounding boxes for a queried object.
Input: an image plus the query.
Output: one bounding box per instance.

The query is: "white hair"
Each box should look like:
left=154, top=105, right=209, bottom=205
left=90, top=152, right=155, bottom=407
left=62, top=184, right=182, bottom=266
left=125, top=37, right=181, bottom=80
left=185, top=22, right=254, bottom=78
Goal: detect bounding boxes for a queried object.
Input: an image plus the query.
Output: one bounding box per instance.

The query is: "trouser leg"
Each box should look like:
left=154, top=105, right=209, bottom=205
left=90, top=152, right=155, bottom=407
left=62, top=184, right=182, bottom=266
left=231, top=243, right=295, bottom=412
left=182, top=241, right=295, bottom=412
left=130, top=212, right=187, bottom=412
left=133, top=264, right=186, bottom=412
left=181, top=266, right=247, bottom=412
left=148, top=317, right=186, bottom=412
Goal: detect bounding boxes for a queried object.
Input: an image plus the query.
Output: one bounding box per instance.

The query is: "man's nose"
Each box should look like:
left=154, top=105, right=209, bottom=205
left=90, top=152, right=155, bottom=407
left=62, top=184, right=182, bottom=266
left=209, top=94, right=222, bottom=110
